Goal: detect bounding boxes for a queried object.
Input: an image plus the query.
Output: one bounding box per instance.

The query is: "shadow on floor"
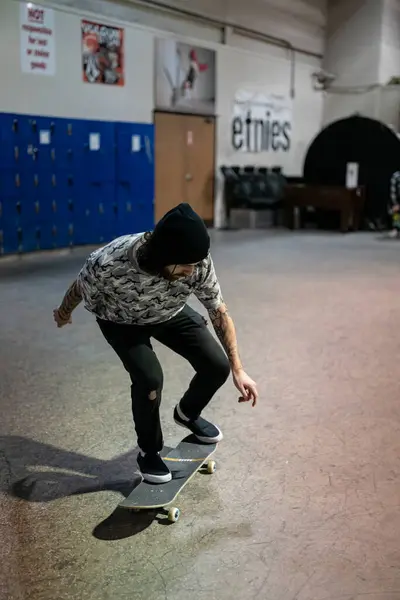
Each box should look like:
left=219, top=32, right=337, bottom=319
left=0, top=435, right=174, bottom=539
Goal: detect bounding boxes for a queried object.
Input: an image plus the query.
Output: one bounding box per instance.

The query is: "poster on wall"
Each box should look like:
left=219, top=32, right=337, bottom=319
left=231, top=90, right=293, bottom=153
left=81, top=20, right=125, bottom=86
left=154, top=38, right=216, bottom=115
left=20, top=3, right=56, bottom=76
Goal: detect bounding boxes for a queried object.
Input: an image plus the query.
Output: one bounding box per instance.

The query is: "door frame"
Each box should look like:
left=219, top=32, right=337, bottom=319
left=153, top=109, right=217, bottom=227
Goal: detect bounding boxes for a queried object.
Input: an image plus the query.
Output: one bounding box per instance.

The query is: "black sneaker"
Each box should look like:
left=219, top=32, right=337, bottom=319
left=174, top=404, right=223, bottom=443
left=137, top=452, right=172, bottom=484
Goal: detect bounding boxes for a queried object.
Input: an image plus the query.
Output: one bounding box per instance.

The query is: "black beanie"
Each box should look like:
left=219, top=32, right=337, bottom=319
left=148, top=203, right=210, bottom=267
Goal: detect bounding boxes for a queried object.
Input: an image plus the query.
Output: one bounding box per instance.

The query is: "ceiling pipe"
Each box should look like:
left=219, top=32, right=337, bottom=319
left=123, top=0, right=323, bottom=99
left=130, top=0, right=323, bottom=59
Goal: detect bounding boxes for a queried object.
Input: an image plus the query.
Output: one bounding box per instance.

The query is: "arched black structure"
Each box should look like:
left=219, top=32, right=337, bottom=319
left=303, top=114, right=400, bottom=221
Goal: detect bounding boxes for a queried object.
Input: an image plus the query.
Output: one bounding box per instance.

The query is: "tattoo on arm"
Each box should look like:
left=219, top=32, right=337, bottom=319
left=58, top=279, right=83, bottom=319
left=209, top=304, right=243, bottom=371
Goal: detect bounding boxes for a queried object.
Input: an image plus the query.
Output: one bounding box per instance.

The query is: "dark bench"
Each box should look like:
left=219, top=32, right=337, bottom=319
left=220, top=166, right=286, bottom=228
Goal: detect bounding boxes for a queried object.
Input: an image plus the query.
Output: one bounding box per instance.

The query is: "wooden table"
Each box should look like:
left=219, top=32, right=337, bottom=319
left=283, top=184, right=365, bottom=233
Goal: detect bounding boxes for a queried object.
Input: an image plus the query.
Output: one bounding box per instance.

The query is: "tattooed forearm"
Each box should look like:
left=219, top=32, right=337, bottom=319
left=58, top=279, right=83, bottom=319
left=209, top=303, right=243, bottom=372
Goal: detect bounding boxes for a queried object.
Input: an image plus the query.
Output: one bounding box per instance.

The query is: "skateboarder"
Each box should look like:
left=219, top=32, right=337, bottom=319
left=388, top=170, right=400, bottom=238
left=53, top=203, right=258, bottom=483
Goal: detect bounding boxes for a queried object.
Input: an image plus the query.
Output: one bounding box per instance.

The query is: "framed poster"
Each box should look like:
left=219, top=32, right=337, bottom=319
left=154, top=38, right=216, bottom=115
left=82, top=20, right=124, bottom=86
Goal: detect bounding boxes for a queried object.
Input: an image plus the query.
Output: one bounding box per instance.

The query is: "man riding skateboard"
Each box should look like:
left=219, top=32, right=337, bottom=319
left=53, top=203, right=258, bottom=484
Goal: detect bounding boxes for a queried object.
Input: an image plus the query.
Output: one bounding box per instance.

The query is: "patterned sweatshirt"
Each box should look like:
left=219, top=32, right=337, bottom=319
left=77, top=233, right=223, bottom=325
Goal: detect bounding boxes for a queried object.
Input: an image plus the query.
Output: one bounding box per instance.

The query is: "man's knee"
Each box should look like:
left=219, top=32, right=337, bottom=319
left=128, top=362, right=164, bottom=398
left=142, top=371, right=164, bottom=397
left=208, top=352, right=231, bottom=385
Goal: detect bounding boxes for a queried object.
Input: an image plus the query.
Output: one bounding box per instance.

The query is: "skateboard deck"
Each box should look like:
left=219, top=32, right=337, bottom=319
left=119, top=434, right=217, bottom=522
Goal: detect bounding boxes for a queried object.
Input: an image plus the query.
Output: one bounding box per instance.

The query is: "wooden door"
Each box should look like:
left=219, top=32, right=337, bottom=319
left=154, top=112, right=215, bottom=224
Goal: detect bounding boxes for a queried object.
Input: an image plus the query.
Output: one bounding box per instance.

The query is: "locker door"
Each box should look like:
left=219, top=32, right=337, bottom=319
left=1, top=113, right=33, bottom=143
left=85, top=181, right=118, bottom=244
left=0, top=113, right=21, bottom=170
left=0, top=169, right=21, bottom=199
left=115, top=122, right=154, bottom=235
left=81, top=120, right=116, bottom=183
left=52, top=117, right=86, bottom=170
left=134, top=123, right=154, bottom=231
left=0, top=216, right=20, bottom=255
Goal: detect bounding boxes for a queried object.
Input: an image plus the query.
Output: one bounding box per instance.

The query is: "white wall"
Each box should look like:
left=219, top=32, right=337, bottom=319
left=324, top=0, right=383, bottom=87
left=379, top=0, right=400, bottom=83
left=323, top=0, right=400, bottom=128
left=0, top=0, right=326, bottom=227
left=0, top=0, right=154, bottom=122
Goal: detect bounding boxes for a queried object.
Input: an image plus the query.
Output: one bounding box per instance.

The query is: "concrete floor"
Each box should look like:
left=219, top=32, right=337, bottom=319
left=2, top=230, right=400, bottom=600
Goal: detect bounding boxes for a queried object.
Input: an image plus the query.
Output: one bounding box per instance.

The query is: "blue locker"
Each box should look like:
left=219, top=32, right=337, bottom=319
left=0, top=113, right=23, bottom=147
left=81, top=120, right=116, bottom=184
left=0, top=114, right=157, bottom=254
left=52, top=117, right=85, bottom=150
left=52, top=118, right=86, bottom=178
left=0, top=169, right=22, bottom=199
left=15, top=114, right=40, bottom=144
left=53, top=145, right=84, bottom=170
left=0, top=226, right=20, bottom=255
left=78, top=181, right=118, bottom=244
left=49, top=222, right=74, bottom=249
left=117, top=182, right=153, bottom=235
left=115, top=122, right=154, bottom=183
left=115, top=122, right=154, bottom=235
left=20, top=224, right=44, bottom=252
left=0, top=114, right=21, bottom=170
left=0, top=196, right=20, bottom=230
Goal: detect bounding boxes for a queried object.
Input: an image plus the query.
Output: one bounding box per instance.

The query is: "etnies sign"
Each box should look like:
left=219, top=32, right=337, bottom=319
left=231, top=91, right=292, bottom=154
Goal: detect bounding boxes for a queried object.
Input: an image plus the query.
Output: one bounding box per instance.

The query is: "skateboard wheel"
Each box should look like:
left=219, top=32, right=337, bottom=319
left=168, top=507, right=180, bottom=523
left=207, top=460, right=216, bottom=474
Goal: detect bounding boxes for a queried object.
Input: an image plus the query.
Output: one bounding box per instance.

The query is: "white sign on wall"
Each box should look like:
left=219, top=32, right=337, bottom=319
left=231, top=90, right=292, bottom=153
left=20, top=3, right=55, bottom=76
left=346, top=162, right=359, bottom=189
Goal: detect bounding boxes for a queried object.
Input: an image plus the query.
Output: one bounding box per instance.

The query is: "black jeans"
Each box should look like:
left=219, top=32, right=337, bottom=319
left=97, top=305, right=230, bottom=453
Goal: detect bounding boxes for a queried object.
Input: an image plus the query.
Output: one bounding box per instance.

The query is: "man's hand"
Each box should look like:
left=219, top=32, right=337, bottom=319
left=232, top=368, right=258, bottom=407
left=53, top=308, right=72, bottom=328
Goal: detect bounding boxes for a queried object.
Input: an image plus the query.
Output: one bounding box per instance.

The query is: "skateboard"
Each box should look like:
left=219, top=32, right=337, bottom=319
left=119, top=434, right=218, bottom=523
